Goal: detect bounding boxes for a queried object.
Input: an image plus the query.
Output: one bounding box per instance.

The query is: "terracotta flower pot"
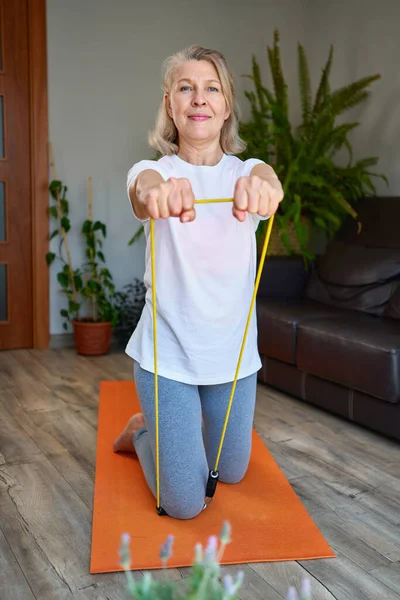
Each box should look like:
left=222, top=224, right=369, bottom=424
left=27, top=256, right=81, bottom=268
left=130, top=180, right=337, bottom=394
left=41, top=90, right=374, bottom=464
left=72, top=319, right=112, bottom=356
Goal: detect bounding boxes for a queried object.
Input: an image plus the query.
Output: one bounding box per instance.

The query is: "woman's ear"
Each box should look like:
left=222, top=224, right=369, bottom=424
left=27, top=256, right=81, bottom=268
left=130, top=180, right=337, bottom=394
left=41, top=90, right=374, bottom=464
left=165, top=94, right=173, bottom=118
left=224, top=97, right=231, bottom=121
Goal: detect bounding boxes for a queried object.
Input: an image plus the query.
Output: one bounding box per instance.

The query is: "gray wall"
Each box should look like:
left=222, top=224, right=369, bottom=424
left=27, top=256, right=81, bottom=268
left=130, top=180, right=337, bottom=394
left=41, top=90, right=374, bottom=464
left=46, top=0, right=309, bottom=334
left=46, top=0, right=398, bottom=335
left=304, top=0, right=399, bottom=194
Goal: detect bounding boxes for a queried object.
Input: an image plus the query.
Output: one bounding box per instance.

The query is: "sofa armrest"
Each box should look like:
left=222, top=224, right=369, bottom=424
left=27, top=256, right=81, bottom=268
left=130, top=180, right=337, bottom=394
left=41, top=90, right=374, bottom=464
left=257, top=255, right=312, bottom=300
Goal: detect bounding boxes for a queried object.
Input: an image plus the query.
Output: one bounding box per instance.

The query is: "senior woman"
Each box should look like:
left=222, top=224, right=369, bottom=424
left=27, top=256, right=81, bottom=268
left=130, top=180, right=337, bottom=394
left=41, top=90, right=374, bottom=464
left=114, top=45, right=284, bottom=520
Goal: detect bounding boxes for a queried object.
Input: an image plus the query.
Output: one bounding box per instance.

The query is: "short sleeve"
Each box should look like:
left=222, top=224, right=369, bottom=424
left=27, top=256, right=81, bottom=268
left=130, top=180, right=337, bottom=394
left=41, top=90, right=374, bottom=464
left=126, top=159, right=170, bottom=222
left=239, top=158, right=266, bottom=177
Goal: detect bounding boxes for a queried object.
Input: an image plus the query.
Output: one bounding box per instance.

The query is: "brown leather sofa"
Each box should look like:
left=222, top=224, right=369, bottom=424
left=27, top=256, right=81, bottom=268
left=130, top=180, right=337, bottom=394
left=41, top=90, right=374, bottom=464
left=256, top=196, right=400, bottom=441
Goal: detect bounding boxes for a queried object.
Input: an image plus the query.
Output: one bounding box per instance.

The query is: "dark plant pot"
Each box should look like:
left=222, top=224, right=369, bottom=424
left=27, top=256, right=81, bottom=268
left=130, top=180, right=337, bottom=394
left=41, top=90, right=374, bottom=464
left=72, top=319, right=112, bottom=356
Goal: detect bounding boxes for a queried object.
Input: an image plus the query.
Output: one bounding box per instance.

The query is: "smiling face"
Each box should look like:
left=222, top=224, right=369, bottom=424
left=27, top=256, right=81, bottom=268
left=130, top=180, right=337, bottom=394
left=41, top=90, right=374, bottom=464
left=166, top=60, right=231, bottom=148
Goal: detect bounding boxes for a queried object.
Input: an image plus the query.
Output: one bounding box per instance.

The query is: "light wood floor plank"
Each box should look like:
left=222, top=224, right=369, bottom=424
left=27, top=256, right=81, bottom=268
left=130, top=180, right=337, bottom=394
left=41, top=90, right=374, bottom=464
left=248, top=561, right=337, bottom=599
left=0, top=456, right=98, bottom=594
left=299, top=553, right=399, bottom=600
left=0, top=526, right=37, bottom=599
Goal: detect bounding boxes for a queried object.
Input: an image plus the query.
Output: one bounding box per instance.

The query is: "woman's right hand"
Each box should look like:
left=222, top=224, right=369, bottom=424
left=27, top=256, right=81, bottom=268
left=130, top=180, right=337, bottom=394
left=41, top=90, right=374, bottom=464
left=137, top=176, right=196, bottom=223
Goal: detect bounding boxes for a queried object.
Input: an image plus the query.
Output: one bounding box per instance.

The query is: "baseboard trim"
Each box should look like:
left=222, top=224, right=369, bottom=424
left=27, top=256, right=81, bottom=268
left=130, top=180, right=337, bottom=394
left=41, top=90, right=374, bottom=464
left=49, top=332, right=126, bottom=352
left=50, top=333, right=75, bottom=349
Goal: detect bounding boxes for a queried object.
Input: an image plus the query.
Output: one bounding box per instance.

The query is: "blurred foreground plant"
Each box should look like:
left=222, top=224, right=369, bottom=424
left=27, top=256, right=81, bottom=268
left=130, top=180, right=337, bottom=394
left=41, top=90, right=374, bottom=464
left=119, top=522, right=312, bottom=599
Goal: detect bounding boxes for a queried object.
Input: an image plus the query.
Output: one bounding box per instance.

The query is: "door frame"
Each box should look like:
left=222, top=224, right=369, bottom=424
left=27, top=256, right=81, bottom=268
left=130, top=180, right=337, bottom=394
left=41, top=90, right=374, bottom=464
left=29, top=0, right=49, bottom=348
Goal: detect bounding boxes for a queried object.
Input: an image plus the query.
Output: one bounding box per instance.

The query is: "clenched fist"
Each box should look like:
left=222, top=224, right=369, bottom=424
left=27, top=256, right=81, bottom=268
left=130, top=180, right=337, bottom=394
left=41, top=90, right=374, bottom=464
left=138, top=177, right=196, bottom=223
left=233, top=174, right=284, bottom=223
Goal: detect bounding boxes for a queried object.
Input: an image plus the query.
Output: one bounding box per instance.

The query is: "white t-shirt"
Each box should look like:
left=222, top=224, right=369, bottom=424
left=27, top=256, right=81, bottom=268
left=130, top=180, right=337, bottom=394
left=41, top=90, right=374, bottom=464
left=125, top=153, right=267, bottom=385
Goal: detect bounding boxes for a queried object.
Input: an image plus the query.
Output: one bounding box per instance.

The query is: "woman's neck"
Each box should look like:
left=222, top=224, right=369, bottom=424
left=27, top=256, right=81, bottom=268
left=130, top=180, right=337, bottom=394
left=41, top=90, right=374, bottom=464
left=177, top=139, right=223, bottom=166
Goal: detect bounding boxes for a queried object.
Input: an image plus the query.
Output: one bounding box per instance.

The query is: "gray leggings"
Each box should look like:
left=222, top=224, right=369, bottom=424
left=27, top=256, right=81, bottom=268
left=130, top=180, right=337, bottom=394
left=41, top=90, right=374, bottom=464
left=132, top=360, right=257, bottom=520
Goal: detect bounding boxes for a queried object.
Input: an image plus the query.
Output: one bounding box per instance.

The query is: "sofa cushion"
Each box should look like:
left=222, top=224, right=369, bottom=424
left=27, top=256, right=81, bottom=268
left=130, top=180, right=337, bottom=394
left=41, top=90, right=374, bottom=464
left=297, top=313, right=400, bottom=403
left=256, top=298, right=345, bottom=364
left=317, top=241, right=400, bottom=286
left=305, top=270, right=397, bottom=316
left=336, top=196, right=400, bottom=250
left=384, top=283, right=400, bottom=319
left=305, top=241, right=400, bottom=316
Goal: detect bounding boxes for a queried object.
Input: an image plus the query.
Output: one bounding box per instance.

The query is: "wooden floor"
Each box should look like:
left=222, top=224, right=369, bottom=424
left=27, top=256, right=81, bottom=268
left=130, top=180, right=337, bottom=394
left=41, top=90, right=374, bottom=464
left=1, top=347, right=399, bottom=600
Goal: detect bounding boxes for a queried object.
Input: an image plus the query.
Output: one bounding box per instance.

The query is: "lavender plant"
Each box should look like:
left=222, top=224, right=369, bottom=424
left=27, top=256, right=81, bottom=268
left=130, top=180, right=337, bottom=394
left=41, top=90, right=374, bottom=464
left=119, top=522, right=312, bottom=600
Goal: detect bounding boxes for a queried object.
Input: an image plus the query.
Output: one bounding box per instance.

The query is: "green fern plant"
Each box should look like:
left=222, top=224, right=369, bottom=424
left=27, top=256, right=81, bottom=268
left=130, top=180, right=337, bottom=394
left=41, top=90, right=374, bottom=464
left=239, top=29, right=388, bottom=260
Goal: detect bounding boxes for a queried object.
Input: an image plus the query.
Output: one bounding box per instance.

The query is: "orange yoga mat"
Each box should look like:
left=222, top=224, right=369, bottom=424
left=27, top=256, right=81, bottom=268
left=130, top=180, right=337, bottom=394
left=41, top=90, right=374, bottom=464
left=90, top=381, right=335, bottom=573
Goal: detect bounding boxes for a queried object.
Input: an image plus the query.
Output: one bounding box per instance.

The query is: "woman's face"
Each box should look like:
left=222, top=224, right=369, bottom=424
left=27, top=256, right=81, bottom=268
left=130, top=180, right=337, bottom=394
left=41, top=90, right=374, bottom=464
left=166, top=60, right=230, bottom=147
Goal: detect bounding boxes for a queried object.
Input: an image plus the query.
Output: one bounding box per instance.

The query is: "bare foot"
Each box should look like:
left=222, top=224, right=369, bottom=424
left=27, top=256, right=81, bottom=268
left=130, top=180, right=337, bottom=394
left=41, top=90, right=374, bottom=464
left=113, top=413, right=146, bottom=453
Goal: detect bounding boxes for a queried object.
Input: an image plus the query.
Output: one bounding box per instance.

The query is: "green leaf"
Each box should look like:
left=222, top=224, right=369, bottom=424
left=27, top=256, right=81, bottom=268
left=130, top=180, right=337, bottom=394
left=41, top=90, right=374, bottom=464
left=311, top=206, right=341, bottom=228
left=57, top=272, right=70, bottom=289
left=68, top=300, right=80, bottom=313
left=49, top=229, right=59, bottom=241
left=46, top=252, right=56, bottom=265
left=312, top=45, right=333, bottom=117
left=100, top=268, right=112, bottom=280
left=93, top=221, right=107, bottom=238
left=97, top=251, right=105, bottom=262
left=267, top=29, right=289, bottom=120
left=63, top=322, right=68, bottom=331
left=60, top=309, right=69, bottom=318
left=74, top=274, right=83, bottom=290
left=61, top=216, right=71, bottom=233
left=87, top=280, right=101, bottom=293
left=82, top=220, right=92, bottom=234
left=49, top=180, right=63, bottom=200
left=329, top=75, right=380, bottom=117
left=49, top=206, right=58, bottom=219
left=128, top=225, right=145, bottom=246
left=329, top=189, right=357, bottom=218
left=298, top=43, right=311, bottom=127
left=60, top=199, right=69, bottom=215
left=314, top=216, right=330, bottom=231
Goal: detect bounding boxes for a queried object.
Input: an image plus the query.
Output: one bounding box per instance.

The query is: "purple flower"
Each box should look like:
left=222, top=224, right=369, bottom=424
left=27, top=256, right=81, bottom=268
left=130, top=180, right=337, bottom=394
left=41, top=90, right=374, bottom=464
left=301, top=578, right=312, bottom=599
left=160, top=534, right=174, bottom=566
left=286, top=586, right=299, bottom=600
left=223, top=571, right=244, bottom=598
left=205, top=535, right=218, bottom=563
left=223, top=574, right=234, bottom=594
left=119, top=532, right=132, bottom=569
left=194, top=543, right=203, bottom=564
left=220, top=521, right=232, bottom=545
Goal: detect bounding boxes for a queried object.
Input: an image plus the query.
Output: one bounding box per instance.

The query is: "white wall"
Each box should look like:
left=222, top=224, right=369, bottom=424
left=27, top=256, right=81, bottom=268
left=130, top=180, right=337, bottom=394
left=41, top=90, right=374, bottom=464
left=304, top=0, right=400, bottom=195
left=46, top=0, right=309, bottom=334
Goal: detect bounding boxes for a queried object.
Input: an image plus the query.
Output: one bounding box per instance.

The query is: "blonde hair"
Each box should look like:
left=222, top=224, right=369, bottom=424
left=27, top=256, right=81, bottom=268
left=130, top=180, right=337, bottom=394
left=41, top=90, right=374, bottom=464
left=148, top=45, right=246, bottom=156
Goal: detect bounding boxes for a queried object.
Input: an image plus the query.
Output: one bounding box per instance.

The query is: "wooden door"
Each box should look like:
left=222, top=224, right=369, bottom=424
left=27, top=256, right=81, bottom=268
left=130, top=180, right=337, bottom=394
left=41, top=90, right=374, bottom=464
left=0, top=0, right=35, bottom=349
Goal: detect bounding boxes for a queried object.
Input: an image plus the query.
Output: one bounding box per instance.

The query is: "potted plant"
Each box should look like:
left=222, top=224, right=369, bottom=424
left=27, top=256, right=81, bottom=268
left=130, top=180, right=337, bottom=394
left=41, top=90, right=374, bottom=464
left=46, top=155, right=120, bottom=355
left=113, top=278, right=146, bottom=348
left=239, top=29, right=387, bottom=262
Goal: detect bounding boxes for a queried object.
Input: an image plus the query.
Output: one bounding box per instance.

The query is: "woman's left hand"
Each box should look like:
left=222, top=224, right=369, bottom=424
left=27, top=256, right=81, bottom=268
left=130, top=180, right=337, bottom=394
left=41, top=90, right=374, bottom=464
left=233, top=173, right=284, bottom=222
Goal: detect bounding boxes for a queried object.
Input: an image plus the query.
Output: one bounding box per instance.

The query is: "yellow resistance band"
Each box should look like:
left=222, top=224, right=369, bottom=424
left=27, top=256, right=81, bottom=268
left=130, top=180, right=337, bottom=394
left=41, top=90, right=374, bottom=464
left=150, top=199, right=275, bottom=513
